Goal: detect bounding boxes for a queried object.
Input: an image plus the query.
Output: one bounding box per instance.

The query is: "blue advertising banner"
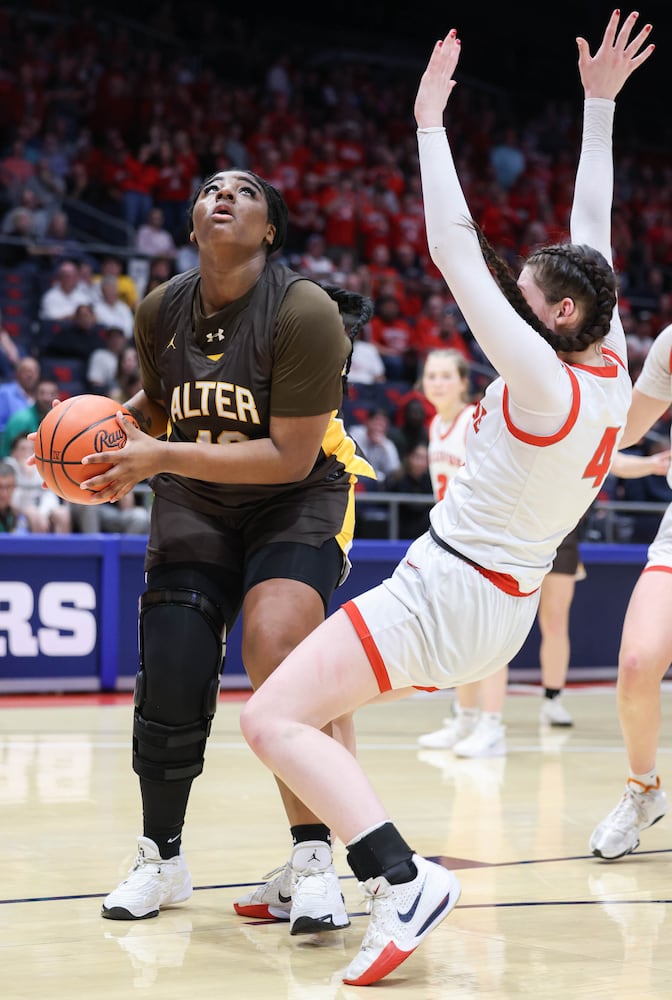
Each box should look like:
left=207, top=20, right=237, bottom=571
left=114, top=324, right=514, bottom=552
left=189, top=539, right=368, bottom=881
left=0, top=536, right=647, bottom=692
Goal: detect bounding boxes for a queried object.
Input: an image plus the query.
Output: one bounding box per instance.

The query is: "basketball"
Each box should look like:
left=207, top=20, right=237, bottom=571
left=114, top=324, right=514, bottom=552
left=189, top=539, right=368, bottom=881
left=33, top=394, right=139, bottom=504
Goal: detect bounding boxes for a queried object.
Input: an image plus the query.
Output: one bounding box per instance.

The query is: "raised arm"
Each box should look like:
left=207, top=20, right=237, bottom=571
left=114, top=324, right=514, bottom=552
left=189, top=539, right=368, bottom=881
left=415, top=16, right=654, bottom=420
left=414, top=32, right=564, bottom=412
left=573, top=9, right=654, bottom=255
left=571, top=11, right=654, bottom=357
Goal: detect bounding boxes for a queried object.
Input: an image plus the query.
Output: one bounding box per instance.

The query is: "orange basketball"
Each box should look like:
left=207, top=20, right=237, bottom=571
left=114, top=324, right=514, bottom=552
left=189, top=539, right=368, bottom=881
left=33, top=394, right=139, bottom=504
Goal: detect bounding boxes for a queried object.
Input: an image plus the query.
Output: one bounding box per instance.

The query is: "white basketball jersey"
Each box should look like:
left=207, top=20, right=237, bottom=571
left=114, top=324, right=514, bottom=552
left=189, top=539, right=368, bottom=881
left=430, top=349, right=632, bottom=593
left=427, top=404, right=475, bottom=500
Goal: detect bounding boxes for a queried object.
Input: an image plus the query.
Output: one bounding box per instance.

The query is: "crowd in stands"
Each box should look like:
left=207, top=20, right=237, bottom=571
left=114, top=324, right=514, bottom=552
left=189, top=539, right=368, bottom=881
left=0, top=3, right=671, bottom=536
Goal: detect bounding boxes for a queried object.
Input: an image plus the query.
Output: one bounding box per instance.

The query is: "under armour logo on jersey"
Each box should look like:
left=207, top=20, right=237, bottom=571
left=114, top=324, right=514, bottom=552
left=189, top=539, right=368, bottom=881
left=206, top=328, right=226, bottom=343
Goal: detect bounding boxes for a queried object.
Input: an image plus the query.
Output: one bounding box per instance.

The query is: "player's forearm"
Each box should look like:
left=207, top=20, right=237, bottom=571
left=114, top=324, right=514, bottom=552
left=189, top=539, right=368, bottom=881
left=158, top=437, right=316, bottom=485
left=123, top=390, right=168, bottom=439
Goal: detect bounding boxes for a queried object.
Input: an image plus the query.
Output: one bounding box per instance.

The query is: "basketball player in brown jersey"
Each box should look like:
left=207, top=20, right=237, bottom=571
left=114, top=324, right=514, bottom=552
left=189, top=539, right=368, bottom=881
left=86, top=169, right=375, bottom=933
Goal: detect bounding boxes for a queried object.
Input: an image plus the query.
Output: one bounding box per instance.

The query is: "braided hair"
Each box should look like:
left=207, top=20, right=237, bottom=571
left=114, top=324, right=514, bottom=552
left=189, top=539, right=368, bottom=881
left=320, top=284, right=374, bottom=394
left=471, top=221, right=617, bottom=353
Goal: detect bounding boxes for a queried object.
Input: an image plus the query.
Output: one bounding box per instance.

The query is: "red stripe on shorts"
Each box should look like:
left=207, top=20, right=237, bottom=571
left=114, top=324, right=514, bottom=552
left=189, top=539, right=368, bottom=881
left=341, top=599, right=392, bottom=692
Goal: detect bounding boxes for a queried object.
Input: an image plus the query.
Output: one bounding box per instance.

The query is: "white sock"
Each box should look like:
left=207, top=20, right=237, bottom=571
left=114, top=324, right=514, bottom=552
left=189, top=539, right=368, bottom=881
left=628, top=768, right=659, bottom=792
left=481, top=712, right=502, bottom=725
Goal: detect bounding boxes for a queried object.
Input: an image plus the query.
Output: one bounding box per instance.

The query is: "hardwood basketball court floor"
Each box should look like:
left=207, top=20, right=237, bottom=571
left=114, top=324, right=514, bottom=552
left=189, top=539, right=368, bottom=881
left=2, top=683, right=671, bottom=998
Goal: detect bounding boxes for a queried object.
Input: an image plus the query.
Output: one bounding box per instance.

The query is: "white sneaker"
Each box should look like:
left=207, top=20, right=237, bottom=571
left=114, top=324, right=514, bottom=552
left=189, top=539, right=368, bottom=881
left=341, top=855, right=461, bottom=986
left=540, top=696, right=573, bottom=727
left=101, top=837, right=192, bottom=920
left=233, top=862, right=292, bottom=921
left=289, top=841, right=350, bottom=935
left=417, top=710, right=479, bottom=749
left=453, top=716, right=506, bottom=758
left=590, top=780, right=667, bottom=860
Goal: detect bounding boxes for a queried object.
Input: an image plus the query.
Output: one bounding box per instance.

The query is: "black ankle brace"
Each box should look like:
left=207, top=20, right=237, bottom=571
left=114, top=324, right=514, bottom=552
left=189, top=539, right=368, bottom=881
left=347, top=822, right=416, bottom=883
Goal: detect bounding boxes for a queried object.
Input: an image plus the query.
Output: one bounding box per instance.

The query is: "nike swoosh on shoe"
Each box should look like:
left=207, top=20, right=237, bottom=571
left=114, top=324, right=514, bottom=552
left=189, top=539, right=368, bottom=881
left=397, top=877, right=426, bottom=923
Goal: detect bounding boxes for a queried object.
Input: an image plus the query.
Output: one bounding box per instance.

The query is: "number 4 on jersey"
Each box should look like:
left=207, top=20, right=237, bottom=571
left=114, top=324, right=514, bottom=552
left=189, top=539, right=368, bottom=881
left=583, top=426, right=620, bottom=488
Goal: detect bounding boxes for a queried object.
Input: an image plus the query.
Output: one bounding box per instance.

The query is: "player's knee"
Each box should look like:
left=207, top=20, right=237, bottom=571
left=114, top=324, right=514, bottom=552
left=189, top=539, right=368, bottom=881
left=133, top=586, right=226, bottom=781
left=132, top=711, right=210, bottom=781
left=243, top=615, right=316, bottom=687
left=618, top=647, right=661, bottom=688
left=240, top=692, right=276, bottom=761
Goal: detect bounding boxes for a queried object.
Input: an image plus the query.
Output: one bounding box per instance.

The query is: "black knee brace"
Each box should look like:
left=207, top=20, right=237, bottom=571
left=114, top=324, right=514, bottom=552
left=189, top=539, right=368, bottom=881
left=133, top=587, right=227, bottom=782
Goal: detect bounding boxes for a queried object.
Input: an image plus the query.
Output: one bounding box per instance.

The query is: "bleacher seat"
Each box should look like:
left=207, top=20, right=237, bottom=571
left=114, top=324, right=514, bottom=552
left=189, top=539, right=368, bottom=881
left=2, top=317, right=35, bottom=347
left=34, top=319, right=65, bottom=354
left=0, top=266, right=40, bottom=357
left=0, top=265, right=39, bottom=302
left=39, top=356, right=88, bottom=398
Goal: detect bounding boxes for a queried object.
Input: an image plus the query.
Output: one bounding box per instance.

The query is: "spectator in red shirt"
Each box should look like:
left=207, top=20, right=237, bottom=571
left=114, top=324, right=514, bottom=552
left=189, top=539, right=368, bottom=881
left=358, top=189, right=394, bottom=261
left=254, top=145, right=291, bottom=196
left=367, top=147, right=405, bottom=202
left=414, top=293, right=447, bottom=357
left=285, top=171, right=325, bottom=255
left=414, top=294, right=471, bottom=363
left=266, top=90, right=299, bottom=143
left=335, top=121, right=366, bottom=172
left=154, top=136, right=197, bottom=244
left=393, top=189, right=428, bottom=257
left=367, top=244, right=404, bottom=301
left=309, top=133, right=341, bottom=184
left=322, top=175, right=359, bottom=255
left=120, top=142, right=159, bottom=230
left=369, top=294, right=416, bottom=382
left=478, top=184, right=521, bottom=255
left=246, top=114, right=277, bottom=168
left=392, top=242, right=426, bottom=318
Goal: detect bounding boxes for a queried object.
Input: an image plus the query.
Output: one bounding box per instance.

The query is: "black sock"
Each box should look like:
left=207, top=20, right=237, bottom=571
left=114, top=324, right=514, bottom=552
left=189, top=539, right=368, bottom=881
left=544, top=688, right=562, bottom=700
left=347, top=822, right=417, bottom=884
left=146, top=828, right=182, bottom=859
left=291, top=823, right=331, bottom=846
left=140, top=776, right=192, bottom=859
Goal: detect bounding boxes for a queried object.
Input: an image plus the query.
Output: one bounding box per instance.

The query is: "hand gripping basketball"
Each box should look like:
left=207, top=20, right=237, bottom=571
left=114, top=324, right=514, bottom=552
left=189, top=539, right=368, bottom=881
left=33, top=394, right=140, bottom=504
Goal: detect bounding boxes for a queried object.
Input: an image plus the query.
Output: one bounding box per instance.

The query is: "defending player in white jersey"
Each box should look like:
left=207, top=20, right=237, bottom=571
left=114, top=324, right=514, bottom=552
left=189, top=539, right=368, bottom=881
left=240, top=12, right=654, bottom=987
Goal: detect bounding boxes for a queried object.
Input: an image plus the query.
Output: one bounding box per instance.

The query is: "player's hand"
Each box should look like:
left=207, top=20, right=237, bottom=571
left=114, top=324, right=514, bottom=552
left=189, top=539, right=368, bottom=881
left=577, top=10, right=654, bottom=101
left=79, top=412, right=161, bottom=503
left=26, top=401, right=60, bottom=472
left=26, top=430, right=37, bottom=468
left=414, top=29, right=461, bottom=128
left=649, top=448, right=671, bottom=477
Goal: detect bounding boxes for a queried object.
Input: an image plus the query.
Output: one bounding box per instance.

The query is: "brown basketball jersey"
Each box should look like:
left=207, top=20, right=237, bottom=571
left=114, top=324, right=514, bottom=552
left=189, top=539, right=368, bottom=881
left=134, top=261, right=375, bottom=517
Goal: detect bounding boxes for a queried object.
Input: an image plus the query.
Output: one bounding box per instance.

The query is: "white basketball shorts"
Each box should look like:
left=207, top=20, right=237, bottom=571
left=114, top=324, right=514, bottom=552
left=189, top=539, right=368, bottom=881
left=343, top=531, right=540, bottom=692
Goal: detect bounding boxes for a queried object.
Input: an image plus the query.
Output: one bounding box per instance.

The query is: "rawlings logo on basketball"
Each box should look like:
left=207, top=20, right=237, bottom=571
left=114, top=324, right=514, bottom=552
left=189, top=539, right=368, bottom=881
left=93, top=427, right=126, bottom=451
